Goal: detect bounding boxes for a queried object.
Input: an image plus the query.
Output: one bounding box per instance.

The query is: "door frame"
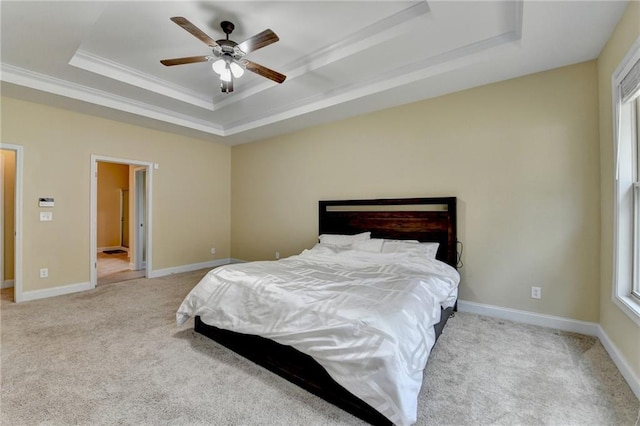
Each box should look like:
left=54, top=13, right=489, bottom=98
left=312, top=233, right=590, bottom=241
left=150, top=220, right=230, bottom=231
left=90, top=155, right=153, bottom=288
left=0, top=143, right=24, bottom=302
left=132, top=167, right=146, bottom=271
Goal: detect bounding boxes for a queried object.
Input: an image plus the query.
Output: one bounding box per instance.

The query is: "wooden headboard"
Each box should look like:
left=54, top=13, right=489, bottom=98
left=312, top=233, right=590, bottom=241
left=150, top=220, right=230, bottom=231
left=319, top=197, right=457, bottom=268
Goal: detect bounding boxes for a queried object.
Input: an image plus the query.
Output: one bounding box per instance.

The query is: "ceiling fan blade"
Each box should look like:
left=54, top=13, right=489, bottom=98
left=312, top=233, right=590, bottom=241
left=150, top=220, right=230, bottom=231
left=237, top=29, right=279, bottom=54
left=244, top=60, right=286, bottom=84
left=160, top=55, right=210, bottom=66
left=170, top=17, right=218, bottom=47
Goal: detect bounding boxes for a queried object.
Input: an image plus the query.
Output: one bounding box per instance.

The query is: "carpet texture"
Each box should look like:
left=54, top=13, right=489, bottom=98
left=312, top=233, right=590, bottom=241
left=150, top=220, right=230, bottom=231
left=1, top=269, right=638, bottom=425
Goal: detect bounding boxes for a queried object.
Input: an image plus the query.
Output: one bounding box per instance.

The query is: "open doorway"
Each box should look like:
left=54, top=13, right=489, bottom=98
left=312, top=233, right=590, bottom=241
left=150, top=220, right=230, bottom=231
left=91, top=156, right=152, bottom=287
left=96, top=161, right=141, bottom=285
left=1, top=149, right=16, bottom=301
left=0, top=144, right=22, bottom=303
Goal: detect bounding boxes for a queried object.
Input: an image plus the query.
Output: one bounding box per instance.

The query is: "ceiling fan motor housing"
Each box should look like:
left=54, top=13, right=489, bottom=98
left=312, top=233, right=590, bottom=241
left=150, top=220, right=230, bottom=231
left=220, top=20, right=235, bottom=35
left=214, top=39, right=245, bottom=59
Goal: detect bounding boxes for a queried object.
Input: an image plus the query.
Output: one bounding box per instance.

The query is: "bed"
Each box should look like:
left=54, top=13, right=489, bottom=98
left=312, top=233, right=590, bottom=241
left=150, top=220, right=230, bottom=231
left=177, top=197, right=459, bottom=425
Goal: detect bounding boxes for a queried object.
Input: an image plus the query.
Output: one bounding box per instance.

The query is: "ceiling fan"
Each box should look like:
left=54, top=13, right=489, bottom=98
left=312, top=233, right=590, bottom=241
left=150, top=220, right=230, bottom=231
left=161, top=17, right=286, bottom=93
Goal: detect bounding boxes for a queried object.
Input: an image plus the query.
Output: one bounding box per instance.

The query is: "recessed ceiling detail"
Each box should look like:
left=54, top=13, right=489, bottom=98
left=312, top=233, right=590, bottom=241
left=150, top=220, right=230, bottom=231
left=0, top=1, right=628, bottom=145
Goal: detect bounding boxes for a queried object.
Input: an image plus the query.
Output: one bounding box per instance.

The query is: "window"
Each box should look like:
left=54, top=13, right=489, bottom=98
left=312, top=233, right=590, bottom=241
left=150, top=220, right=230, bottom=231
left=613, top=37, right=640, bottom=325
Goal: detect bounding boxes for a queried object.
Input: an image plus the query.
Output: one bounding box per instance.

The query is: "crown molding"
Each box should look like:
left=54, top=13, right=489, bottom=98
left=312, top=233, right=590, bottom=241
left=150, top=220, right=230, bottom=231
left=0, top=63, right=224, bottom=136
left=64, top=3, right=431, bottom=115
left=0, top=0, right=523, bottom=141
left=211, top=1, right=432, bottom=110
left=223, top=0, right=523, bottom=135
left=224, top=28, right=522, bottom=136
left=68, top=49, right=215, bottom=111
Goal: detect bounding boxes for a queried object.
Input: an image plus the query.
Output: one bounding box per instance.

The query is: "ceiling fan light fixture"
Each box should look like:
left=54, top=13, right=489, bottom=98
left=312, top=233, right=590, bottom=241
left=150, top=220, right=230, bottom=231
left=213, top=58, right=244, bottom=80
left=230, top=61, right=244, bottom=78
left=211, top=58, right=226, bottom=75
left=220, top=67, right=232, bottom=82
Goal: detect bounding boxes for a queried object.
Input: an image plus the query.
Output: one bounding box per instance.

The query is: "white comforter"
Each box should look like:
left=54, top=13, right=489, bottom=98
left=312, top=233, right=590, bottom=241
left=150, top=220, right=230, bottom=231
left=177, top=245, right=460, bottom=425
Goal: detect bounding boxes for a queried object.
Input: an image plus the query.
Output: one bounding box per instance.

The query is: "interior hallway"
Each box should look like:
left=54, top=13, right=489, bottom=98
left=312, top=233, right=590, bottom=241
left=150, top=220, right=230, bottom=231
left=97, top=251, right=144, bottom=286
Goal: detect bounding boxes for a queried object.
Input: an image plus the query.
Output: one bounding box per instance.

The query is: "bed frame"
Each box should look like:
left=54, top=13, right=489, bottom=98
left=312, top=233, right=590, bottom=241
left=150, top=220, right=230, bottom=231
left=194, top=197, right=458, bottom=425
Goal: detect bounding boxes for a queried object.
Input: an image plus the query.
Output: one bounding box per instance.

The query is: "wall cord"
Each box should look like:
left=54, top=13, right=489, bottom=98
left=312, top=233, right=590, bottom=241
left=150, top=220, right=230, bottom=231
left=456, top=240, right=464, bottom=268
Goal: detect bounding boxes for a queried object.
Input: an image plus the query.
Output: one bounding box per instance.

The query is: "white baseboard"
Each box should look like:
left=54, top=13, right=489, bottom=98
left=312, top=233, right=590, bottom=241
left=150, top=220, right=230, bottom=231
left=457, top=300, right=599, bottom=335
left=458, top=300, right=639, bottom=400
left=2, top=279, right=14, bottom=289
left=149, top=259, right=231, bottom=278
left=16, top=260, right=230, bottom=302
left=230, top=258, right=248, bottom=264
left=597, top=325, right=640, bottom=400
left=20, top=281, right=92, bottom=302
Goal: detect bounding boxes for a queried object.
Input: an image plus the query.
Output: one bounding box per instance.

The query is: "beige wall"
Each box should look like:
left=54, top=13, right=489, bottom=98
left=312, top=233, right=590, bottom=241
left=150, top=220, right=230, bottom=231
left=2, top=149, right=16, bottom=281
left=97, top=162, right=129, bottom=248
left=0, top=96, right=231, bottom=292
left=597, top=1, right=640, bottom=380
left=232, top=60, right=601, bottom=323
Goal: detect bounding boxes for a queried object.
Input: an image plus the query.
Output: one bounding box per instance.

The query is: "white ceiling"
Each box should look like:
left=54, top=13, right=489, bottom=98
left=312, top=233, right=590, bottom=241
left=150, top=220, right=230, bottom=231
left=0, top=1, right=629, bottom=145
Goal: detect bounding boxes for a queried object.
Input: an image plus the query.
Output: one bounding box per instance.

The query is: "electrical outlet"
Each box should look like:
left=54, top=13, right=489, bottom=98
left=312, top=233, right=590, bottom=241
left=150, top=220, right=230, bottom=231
left=275, top=252, right=280, bottom=260
left=40, top=268, right=48, bottom=278
left=531, top=286, right=541, bottom=299
left=210, top=247, right=216, bottom=255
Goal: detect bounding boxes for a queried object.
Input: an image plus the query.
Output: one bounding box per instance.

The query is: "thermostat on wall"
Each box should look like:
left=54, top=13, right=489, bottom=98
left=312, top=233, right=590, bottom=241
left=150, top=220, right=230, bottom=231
left=39, top=197, right=54, bottom=207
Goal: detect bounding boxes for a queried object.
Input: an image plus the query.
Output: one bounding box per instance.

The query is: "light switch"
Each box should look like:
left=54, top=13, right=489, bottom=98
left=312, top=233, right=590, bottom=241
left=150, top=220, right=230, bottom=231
left=40, top=211, right=53, bottom=221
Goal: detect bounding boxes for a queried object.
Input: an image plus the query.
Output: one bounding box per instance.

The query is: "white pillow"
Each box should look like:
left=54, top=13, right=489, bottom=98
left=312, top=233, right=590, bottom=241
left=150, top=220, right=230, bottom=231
left=352, top=238, right=384, bottom=253
left=380, top=239, right=418, bottom=253
left=318, top=232, right=371, bottom=247
left=308, top=243, right=351, bottom=254
left=381, top=240, right=439, bottom=259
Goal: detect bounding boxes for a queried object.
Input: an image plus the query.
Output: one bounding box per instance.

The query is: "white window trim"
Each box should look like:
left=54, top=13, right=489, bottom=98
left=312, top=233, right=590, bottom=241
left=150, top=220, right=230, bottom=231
left=634, top=101, right=640, bottom=302
left=612, top=36, right=640, bottom=326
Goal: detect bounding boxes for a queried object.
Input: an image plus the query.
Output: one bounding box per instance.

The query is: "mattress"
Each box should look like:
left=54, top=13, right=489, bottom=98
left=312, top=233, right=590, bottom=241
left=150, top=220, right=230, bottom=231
left=177, top=244, right=460, bottom=425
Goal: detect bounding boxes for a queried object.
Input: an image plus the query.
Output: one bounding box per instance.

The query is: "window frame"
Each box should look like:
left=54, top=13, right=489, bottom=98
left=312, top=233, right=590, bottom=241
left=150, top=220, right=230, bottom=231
left=612, top=36, right=640, bottom=326
left=633, top=97, right=640, bottom=301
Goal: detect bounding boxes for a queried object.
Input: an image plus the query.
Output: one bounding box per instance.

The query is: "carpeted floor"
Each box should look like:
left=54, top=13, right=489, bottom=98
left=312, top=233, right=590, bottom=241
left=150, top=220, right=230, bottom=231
left=1, top=269, right=638, bottom=425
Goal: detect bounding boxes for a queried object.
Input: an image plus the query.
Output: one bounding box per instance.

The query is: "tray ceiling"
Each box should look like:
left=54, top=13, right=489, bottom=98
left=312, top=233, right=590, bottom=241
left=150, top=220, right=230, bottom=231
left=0, top=1, right=629, bottom=145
